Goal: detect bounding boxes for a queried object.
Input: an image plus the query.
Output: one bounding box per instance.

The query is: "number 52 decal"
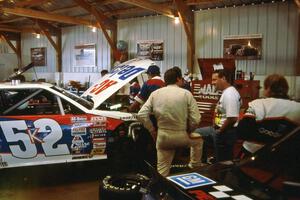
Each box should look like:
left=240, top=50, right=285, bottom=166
left=0, top=119, right=70, bottom=159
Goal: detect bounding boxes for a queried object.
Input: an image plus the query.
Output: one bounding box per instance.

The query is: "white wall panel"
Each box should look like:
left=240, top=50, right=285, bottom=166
left=195, top=1, right=298, bottom=76
left=118, top=15, right=187, bottom=74
left=62, top=25, right=110, bottom=74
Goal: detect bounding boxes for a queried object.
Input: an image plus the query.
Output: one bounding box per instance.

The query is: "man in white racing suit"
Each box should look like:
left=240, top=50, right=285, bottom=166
left=137, top=67, right=203, bottom=176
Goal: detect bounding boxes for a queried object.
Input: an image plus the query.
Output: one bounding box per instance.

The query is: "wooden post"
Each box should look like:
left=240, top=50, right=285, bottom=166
left=56, top=29, right=62, bottom=73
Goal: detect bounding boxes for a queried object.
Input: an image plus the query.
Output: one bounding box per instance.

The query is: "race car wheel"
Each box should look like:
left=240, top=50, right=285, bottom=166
left=99, top=174, right=150, bottom=200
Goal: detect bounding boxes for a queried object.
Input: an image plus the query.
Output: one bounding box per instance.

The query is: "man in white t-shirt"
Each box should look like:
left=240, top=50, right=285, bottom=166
left=194, top=69, right=241, bottom=162
left=238, top=74, right=300, bottom=154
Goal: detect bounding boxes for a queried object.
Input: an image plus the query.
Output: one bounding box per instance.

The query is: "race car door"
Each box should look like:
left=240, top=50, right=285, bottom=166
left=0, top=88, right=101, bottom=169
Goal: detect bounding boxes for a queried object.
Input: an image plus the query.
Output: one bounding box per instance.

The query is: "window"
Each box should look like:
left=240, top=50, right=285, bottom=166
left=0, top=89, right=60, bottom=115
left=60, top=97, right=84, bottom=115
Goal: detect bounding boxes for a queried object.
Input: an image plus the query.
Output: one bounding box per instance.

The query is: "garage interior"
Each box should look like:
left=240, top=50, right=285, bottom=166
left=0, top=0, right=300, bottom=199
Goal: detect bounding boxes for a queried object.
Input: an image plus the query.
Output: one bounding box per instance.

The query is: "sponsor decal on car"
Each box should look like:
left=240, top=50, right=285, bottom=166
left=71, top=116, right=87, bottom=123
left=90, top=127, right=106, bottom=134
left=91, top=116, right=107, bottom=126
left=71, top=126, right=87, bottom=136
left=167, top=172, right=216, bottom=189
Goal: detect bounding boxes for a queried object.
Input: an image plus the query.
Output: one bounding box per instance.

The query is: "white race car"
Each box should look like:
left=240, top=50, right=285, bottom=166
left=0, top=59, right=155, bottom=169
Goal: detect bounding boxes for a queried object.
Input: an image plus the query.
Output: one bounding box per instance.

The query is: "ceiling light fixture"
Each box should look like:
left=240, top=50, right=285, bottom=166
left=92, top=26, right=96, bottom=32
left=174, top=16, right=179, bottom=24
left=36, top=33, right=40, bottom=39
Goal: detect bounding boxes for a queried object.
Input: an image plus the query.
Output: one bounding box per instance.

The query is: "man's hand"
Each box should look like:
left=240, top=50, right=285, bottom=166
left=150, top=130, right=157, bottom=142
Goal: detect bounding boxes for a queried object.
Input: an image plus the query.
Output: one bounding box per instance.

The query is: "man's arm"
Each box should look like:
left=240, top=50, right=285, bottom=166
left=187, top=94, right=201, bottom=133
left=218, top=117, right=238, bottom=133
left=127, top=101, right=140, bottom=112
left=137, top=94, right=156, bottom=140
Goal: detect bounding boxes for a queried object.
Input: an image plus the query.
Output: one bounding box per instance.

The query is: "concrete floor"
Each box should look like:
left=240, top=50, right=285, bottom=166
left=0, top=160, right=111, bottom=200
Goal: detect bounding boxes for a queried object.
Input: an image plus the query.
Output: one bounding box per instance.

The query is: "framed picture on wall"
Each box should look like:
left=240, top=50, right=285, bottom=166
left=31, top=47, right=46, bottom=66
left=223, top=34, right=262, bottom=60
left=137, top=40, right=164, bottom=61
left=75, top=44, right=96, bottom=67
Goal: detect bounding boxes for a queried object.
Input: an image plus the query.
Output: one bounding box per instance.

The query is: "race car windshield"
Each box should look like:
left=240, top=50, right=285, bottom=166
left=52, top=86, right=93, bottom=109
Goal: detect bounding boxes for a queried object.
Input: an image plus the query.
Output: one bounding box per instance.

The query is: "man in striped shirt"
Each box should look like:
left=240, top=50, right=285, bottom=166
left=128, top=65, right=165, bottom=112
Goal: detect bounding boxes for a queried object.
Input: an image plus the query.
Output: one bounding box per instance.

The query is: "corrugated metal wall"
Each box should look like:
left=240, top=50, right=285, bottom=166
left=62, top=25, right=110, bottom=73
left=21, top=25, right=111, bottom=73
left=16, top=1, right=299, bottom=97
left=194, top=1, right=298, bottom=76
left=118, top=15, right=188, bottom=74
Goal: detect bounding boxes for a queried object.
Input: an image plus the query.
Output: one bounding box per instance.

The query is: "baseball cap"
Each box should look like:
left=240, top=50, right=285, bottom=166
left=146, top=65, right=160, bottom=74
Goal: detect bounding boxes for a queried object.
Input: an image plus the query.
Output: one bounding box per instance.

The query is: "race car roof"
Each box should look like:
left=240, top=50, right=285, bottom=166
left=0, top=82, right=53, bottom=89
left=82, top=58, right=155, bottom=109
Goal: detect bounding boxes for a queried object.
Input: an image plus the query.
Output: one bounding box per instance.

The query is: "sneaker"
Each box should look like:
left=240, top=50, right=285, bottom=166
left=188, top=163, right=207, bottom=169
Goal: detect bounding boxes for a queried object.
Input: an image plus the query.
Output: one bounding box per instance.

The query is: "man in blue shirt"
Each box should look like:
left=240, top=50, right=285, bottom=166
left=128, top=65, right=164, bottom=112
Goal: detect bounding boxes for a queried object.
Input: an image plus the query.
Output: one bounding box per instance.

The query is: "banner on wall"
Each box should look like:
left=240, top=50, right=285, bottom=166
left=75, top=44, right=96, bottom=67
left=223, top=34, right=262, bottom=60
left=31, top=47, right=47, bottom=66
left=137, top=40, right=163, bottom=61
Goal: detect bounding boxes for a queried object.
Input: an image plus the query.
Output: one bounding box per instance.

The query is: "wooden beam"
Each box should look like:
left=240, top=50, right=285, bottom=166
left=1, top=7, right=96, bottom=27
left=56, top=29, right=62, bottom=72
left=186, top=0, right=220, bottom=5
left=94, top=0, right=120, bottom=6
left=35, top=20, right=62, bottom=72
left=37, top=21, right=59, bottom=52
left=73, top=0, right=120, bottom=60
left=16, top=33, right=22, bottom=67
left=0, top=25, right=22, bottom=32
left=35, top=19, right=60, bottom=36
left=174, top=0, right=195, bottom=73
left=0, top=32, right=17, bottom=53
left=117, top=0, right=175, bottom=18
left=297, top=10, right=300, bottom=75
left=105, top=1, right=173, bottom=17
left=294, top=0, right=300, bottom=10
left=0, top=32, right=22, bottom=67
left=15, top=0, right=50, bottom=7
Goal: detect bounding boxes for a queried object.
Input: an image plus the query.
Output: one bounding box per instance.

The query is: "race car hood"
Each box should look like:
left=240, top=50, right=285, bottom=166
left=7, top=62, right=34, bottom=80
left=82, top=59, right=155, bottom=109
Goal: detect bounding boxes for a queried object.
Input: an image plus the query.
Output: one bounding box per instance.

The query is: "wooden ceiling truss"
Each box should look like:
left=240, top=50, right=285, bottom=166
left=0, top=0, right=297, bottom=71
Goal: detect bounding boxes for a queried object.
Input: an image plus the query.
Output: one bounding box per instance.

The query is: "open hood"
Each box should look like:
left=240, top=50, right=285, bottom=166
left=7, top=62, right=34, bottom=80
left=82, top=58, right=155, bottom=109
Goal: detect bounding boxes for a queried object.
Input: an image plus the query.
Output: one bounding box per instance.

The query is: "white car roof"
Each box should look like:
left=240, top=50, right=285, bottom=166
left=0, top=82, right=53, bottom=89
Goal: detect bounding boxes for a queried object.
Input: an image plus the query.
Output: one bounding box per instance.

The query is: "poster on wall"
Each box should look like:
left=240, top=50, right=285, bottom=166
left=31, top=47, right=46, bottom=66
left=137, top=40, right=163, bottom=61
left=75, top=44, right=96, bottom=67
left=223, top=34, right=262, bottom=60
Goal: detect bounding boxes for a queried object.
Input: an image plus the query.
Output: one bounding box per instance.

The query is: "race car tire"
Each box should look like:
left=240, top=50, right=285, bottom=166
left=99, top=174, right=149, bottom=200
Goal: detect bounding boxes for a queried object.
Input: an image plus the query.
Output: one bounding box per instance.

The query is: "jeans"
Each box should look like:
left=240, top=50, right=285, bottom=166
left=194, top=126, right=237, bottom=162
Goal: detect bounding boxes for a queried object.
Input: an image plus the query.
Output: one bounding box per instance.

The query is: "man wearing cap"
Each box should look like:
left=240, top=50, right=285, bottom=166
left=127, top=65, right=165, bottom=112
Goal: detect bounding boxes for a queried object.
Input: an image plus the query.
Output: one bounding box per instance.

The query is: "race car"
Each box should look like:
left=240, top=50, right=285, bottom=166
left=0, top=59, right=155, bottom=169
